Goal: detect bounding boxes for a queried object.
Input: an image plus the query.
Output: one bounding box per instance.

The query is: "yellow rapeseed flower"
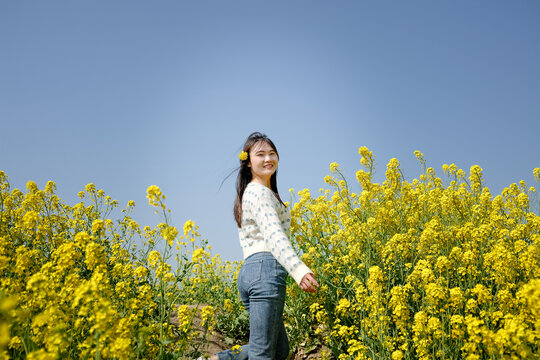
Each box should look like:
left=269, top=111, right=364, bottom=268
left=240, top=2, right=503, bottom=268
left=239, top=151, right=248, bottom=161
left=146, top=185, right=163, bottom=207
left=183, top=219, right=195, bottom=236
left=192, top=248, right=206, bottom=264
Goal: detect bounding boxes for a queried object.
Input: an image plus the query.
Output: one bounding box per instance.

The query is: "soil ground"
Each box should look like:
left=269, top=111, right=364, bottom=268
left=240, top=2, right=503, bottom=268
left=170, top=305, right=329, bottom=359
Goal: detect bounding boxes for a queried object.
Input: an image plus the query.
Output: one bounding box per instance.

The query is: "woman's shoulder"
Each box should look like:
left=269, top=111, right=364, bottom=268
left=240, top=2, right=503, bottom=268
left=244, top=182, right=282, bottom=205
left=244, top=182, right=267, bottom=198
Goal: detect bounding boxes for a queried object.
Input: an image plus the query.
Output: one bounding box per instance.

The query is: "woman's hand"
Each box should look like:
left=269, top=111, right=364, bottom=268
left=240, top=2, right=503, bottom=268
left=299, top=273, right=319, bottom=293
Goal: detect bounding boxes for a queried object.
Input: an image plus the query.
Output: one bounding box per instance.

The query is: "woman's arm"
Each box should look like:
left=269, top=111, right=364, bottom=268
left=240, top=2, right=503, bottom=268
left=248, top=185, right=313, bottom=285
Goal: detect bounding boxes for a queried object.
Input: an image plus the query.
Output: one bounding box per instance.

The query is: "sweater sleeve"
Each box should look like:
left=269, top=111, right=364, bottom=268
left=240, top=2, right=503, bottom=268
left=250, top=186, right=312, bottom=285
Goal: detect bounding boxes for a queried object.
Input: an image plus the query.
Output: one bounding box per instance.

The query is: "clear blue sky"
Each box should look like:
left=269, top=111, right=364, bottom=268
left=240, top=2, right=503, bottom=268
left=1, top=1, right=539, bottom=261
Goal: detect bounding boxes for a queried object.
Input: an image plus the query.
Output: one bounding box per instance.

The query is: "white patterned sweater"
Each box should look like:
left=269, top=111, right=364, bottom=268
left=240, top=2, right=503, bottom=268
left=238, top=182, right=312, bottom=285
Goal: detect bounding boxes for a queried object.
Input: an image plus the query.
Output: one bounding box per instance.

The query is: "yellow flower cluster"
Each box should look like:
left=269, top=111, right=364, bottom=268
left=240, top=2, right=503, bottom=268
left=146, top=184, right=166, bottom=211
left=0, top=171, right=219, bottom=359
left=4, top=146, right=537, bottom=359
left=286, top=149, right=540, bottom=359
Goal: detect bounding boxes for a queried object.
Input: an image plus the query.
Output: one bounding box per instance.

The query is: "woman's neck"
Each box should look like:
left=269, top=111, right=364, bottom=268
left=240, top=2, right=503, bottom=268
left=250, top=177, right=271, bottom=188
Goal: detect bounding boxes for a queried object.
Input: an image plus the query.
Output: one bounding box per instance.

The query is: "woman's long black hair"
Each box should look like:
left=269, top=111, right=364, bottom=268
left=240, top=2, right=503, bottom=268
left=233, top=132, right=285, bottom=227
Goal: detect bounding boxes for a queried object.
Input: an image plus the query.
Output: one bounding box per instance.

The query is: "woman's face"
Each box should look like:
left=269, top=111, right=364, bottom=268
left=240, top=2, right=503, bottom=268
left=248, top=141, right=279, bottom=185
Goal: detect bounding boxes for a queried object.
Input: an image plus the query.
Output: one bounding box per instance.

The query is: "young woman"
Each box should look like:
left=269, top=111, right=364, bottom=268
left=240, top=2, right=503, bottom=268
left=206, top=132, right=319, bottom=360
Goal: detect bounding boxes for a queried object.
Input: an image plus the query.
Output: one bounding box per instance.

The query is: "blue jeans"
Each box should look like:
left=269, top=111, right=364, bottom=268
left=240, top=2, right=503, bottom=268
left=217, top=252, right=289, bottom=360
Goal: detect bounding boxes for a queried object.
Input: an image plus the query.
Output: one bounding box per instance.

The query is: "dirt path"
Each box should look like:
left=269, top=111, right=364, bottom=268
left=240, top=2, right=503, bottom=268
left=170, top=305, right=329, bottom=359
